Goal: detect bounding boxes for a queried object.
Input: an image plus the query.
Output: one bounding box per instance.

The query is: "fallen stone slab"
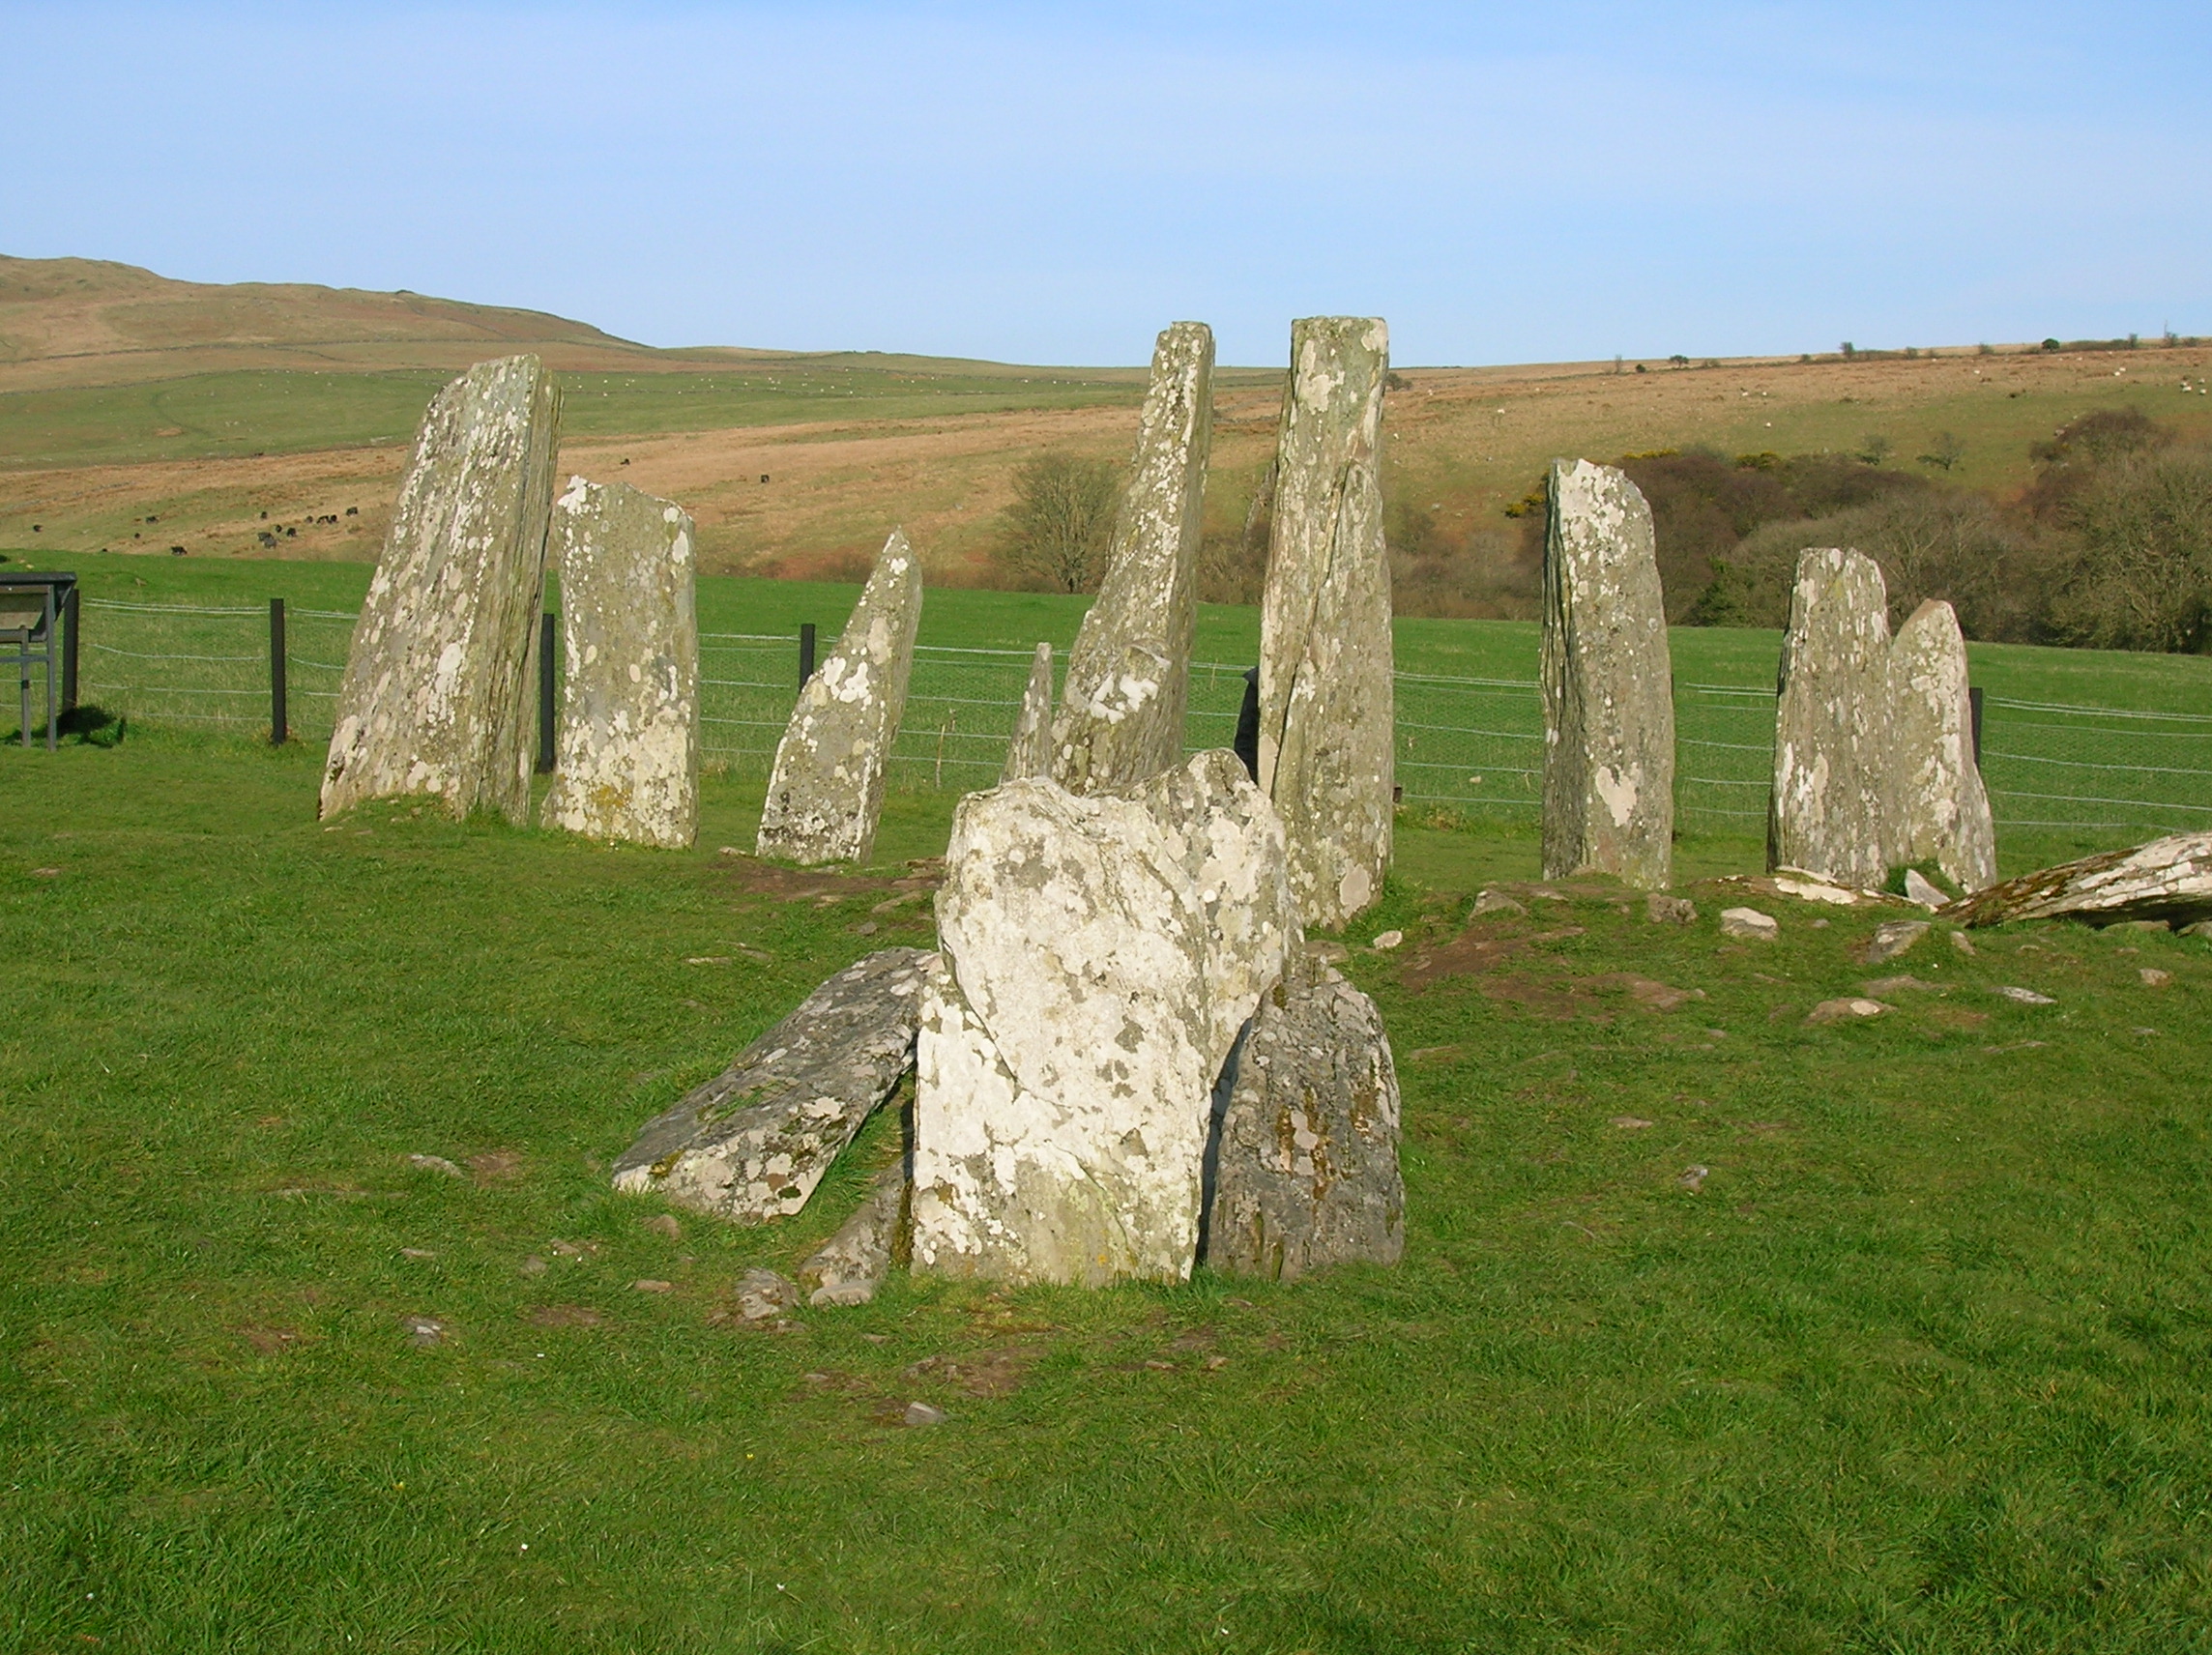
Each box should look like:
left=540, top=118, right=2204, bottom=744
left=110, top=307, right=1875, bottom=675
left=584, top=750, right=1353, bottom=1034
left=999, top=641, right=1055, bottom=782
left=799, top=1160, right=908, bottom=1307
left=612, top=947, right=934, bottom=1222
left=1863, top=974, right=1941, bottom=996
left=1951, top=832, right=2212, bottom=930
left=1721, top=907, right=1779, bottom=941
left=1993, top=984, right=2056, bottom=1005
left=1806, top=998, right=1888, bottom=1025
left=1858, top=919, right=1931, bottom=965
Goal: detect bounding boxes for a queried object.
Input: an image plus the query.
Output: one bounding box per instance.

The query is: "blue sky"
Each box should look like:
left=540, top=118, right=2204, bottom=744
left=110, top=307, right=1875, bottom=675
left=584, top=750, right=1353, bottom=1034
left=7, top=2, right=2208, bottom=365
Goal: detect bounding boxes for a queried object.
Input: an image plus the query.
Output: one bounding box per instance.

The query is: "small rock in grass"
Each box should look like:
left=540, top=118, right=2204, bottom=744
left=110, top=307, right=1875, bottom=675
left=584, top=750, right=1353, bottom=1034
left=1308, top=940, right=1351, bottom=965
left=1370, top=929, right=1404, bottom=951
left=2181, top=920, right=2212, bottom=939
left=2118, top=918, right=2171, bottom=933
left=854, top=920, right=880, bottom=937
left=1407, top=1044, right=1465, bottom=1064
left=1858, top=920, right=1930, bottom=965
left=1806, top=998, right=1889, bottom=1025
left=406, top=1153, right=465, bottom=1178
left=684, top=955, right=731, bottom=966
left=549, top=1238, right=586, bottom=1257
left=1994, top=985, right=2056, bottom=1005
left=1903, top=868, right=1950, bottom=909
left=1205, top=1354, right=1229, bottom=1370
left=736, top=1267, right=800, bottom=1321
left=31, top=867, right=60, bottom=878
left=1677, top=1165, right=1709, bottom=1192
left=1948, top=931, right=1976, bottom=956
left=904, top=1401, right=947, bottom=1427
left=718, top=846, right=742, bottom=856
left=401, top=1316, right=447, bottom=1347
left=1472, top=889, right=1526, bottom=917
left=400, top=1247, right=436, bottom=1261
left=642, top=1214, right=682, bottom=1239
left=632, top=1279, right=675, bottom=1293
left=2139, top=968, right=2172, bottom=987
left=519, top=1255, right=548, bottom=1276
left=1610, top=1116, right=1655, bottom=1130
left=1720, top=907, right=1778, bottom=941
left=1862, top=975, right=1938, bottom=996
left=1645, top=894, right=1696, bottom=924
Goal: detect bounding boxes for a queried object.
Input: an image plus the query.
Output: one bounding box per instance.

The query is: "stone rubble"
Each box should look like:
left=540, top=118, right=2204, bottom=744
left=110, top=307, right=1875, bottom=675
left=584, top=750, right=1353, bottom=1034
left=1645, top=894, right=1697, bottom=925
left=999, top=641, right=1056, bottom=782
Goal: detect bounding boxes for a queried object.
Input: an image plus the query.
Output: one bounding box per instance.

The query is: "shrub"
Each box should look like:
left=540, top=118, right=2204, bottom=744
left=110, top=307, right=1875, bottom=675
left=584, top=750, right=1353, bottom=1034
left=2043, top=446, right=2212, bottom=653
left=995, top=452, right=1121, bottom=593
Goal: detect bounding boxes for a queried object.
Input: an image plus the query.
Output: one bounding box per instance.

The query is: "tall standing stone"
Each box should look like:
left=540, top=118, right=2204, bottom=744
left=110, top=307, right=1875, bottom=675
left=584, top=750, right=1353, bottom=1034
left=539, top=478, right=700, bottom=848
left=1540, top=459, right=1675, bottom=888
left=1049, top=322, right=1213, bottom=794
left=1257, top=317, right=1394, bottom=929
left=1770, top=548, right=1892, bottom=887
left=1000, top=642, right=1055, bottom=782
left=320, top=355, right=560, bottom=823
left=1887, top=598, right=1996, bottom=890
left=756, top=530, right=921, bottom=865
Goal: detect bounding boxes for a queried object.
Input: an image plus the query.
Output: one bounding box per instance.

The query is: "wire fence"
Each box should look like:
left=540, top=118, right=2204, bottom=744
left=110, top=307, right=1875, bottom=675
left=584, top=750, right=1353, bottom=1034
left=54, top=598, right=2212, bottom=845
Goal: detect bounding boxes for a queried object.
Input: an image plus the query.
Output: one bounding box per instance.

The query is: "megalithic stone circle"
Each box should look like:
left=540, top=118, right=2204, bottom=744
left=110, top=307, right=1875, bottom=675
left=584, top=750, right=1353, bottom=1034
left=1540, top=459, right=1675, bottom=888
left=1886, top=598, right=1996, bottom=890
left=320, top=354, right=561, bottom=823
left=755, top=529, right=922, bottom=865
left=1257, top=316, right=1395, bottom=929
left=539, top=477, right=700, bottom=848
left=1769, top=547, right=1893, bottom=887
left=1049, top=321, right=1213, bottom=794
left=1000, top=641, right=1055, bottom=782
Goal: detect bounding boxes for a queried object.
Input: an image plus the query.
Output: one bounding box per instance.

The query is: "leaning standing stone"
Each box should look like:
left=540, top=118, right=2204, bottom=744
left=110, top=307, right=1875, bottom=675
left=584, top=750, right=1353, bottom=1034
left=1050, top=321, right=1213, bottom=794
left=756, top=530, right=922, bottom=865
left=320, top=355, right=561, bottom=823
left=612, top=947, right=934, bottom=1222
left=1540, top=459, right=1675, bottom=888
left=1256, top=317, right=1395, bottom=929
left=1886, top=598, right=1996, bottom=890
left=999, top=642, right=1055, bottom=782
left=539, top=478, right=700, bottom=848
left=1204, top=948, right=1403, bottom=1280
left=1769, top=548, right=1891, bottom=888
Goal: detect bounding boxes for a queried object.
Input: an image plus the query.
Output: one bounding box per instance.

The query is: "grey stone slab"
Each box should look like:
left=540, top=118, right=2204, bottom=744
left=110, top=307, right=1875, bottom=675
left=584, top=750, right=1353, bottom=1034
left=1954, top=832, right=2212, bottom=928
left=799, top=1160, right=908, bottom=1307
left=321, top=355, right=561, bottom=824
left=539, top=478, right=700, bottom=848
left=1887, top=599, right=1997, bottom=890
left=1257, top=317, right=1395, bottom=929
left=1051, top=322, right=1213, bottom=794
left=999, top=641, right=1055, bottom=783
left=1769, top=548, right=1892, bottom=888
left=1541, top=459, right=1675, bottom=888
left=612, top=947, right=934, bottom=1223
left=756, top=530, right=922, bottom=865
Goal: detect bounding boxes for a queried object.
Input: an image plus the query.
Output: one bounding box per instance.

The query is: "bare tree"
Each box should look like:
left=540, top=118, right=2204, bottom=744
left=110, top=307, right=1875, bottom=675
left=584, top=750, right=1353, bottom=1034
left=997, top=453, right=1121, bottom=594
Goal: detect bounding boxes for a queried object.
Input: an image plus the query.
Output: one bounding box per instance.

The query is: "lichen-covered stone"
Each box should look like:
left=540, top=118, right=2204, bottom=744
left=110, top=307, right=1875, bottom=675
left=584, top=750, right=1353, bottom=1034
left=321, top=355, right=561, bottom=823
left=1953, top=832, right=2212, bottom=928
left=1541, top=459, right=1674, bottom=888
left=1887, top=599, right=1996, bottom=890
left=611, top=947, right=933, bottom=1222
left=909, top=755, right=1294, bottom=1286
left=799, top=1160, right=908, bottom=1306
left=1769, top=548, right=1891, bottom=888
left=1203, top=949, right=1403, bottom=1280
left=1051, top=322, right=1213, bottom=794
left=539, top=477, right=699, bottom=848
left=756, top=530, right=921, bottom=864
left=1257, top=317, right=1394, bottom=929
left=1000, top=641, right=1055, bottom=783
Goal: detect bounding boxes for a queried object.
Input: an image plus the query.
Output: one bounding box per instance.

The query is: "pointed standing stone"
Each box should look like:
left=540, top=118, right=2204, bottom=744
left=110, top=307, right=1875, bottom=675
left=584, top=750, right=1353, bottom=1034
left=999, top=642, right=1055, bottom=782
left=539, top=478, right=700, bottom=848
left=1770, top=548, right=1892, bottom=887
left=1049, top=322, right=1213, bottom=794
left=1540, top=459, right=1675, bottom=888
left=320, top=355, right=560, bottom=823
left=1887, top=599, right=1996, bottom=890
left=1257, top=317, right=1394, bottom=929
left=755, top=530, right=922, bottom=865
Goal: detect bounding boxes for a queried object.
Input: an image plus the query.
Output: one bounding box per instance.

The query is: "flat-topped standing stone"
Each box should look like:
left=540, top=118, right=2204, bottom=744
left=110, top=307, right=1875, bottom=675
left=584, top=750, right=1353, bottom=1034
left=1000, top=642, right=1055, bottom=782
left=1887, top=598, right=1996, bottom=890
left=1770, top=548, right=1892, bottom=888
left=539, top=478, right=700, bottom=848
left=612, top=947, right=934, bottom=1222
left=320, top=355, right=561, bottom=823
left=909, top=754, right=1294, bottom=1287
left=1257, top=317, right=1394, bottom=929
left=1050, top=322, right=1213, bottom=794
left=1540, top=459, right=1675, bottom=888
left=756, top=530, right=921, bottom=865
left=1203, top=948, right=1403, bottom=1280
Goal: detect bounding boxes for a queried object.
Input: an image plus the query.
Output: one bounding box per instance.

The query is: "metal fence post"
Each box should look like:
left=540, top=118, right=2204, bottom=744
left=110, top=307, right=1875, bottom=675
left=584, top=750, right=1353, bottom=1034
left=538, top=612, right=558, bottom=773
left=269, top=597, right=287, bottom=745
left=799, top=623, right=817, bottom=687
left=61, top=586, right=79, bottom=714
left=1968, top=685, right=1984, bottom=768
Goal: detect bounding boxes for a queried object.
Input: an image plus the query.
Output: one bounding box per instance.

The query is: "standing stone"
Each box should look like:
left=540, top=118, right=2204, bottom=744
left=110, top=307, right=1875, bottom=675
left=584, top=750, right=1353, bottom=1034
left=1769, top=548, right=1891, bottom=888
left=756, top=530, right=921, bottom=865
left=1887, top=599, right=1996, bottom=890
left=1000, top=642, right=1055, bottom=782
left=1257, top=317, right=1394, bottom=929
left=320, top=355, right=560, bottom=823
left=612, top=947, right=934, bottom=1222
left=539, top=478, right=699, bottom=848
left=1050, top=322, right=1213, bottom=794
left=909, top=755, right=1295, bottom=1287
left=1203, top=948, right=1404, bottom=1280
left=1540, top=459, right=1675, bottom=888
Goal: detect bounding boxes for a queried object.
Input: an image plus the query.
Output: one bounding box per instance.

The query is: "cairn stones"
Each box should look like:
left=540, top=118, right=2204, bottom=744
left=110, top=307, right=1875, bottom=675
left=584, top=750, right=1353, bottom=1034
left=321, top=355, right=561, bottom=823
left=612, top=947, right=933, bottom=1222
left=1887, top=599, right=1997, bottom=890
left=1000, top=642, right=1055, bottom=782
left=909, top=754, right=1295, bottom=1287
left=1769, top=549, right=1893, bottom=888
left=1541, top=460, right=1675, bottom=888
left=1051, top=322, right=1214, bottom=794
left=1953, top=831, right=2212, bottom=929
left=1257, top=316, right=1395, bottom=929
left=756, top=530, right=921, bottom=865
left=539, top=478, right=700, bottom=848
left=1203, top=949, right=1404, bottom=1280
